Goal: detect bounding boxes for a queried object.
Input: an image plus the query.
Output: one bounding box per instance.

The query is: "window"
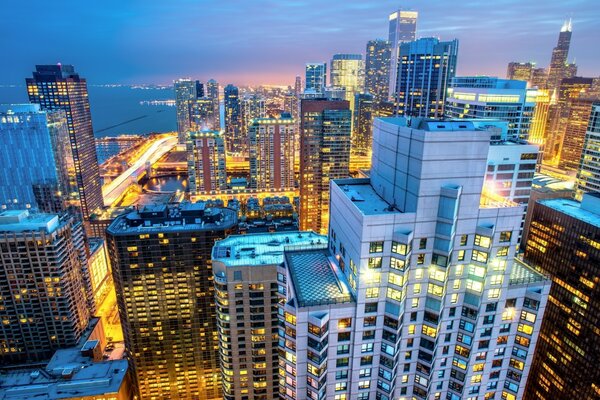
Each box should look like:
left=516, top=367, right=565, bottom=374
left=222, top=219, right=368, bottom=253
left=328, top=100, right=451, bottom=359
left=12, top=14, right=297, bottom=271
left=387, top=287, right=402, bottom=301
left=392, top=241, right=409, bottom=255
left=520, top=311, right=536, bottom=323
left=338, top=318, right=352, bottom=329
left=474, top=235, right=491, bottom=248
left=361, top=343, right=374, bottom=353
left=360, top=356, right=373, bottom=365
left=338, top=332, right=350, bottom=341
left=358, top=380, right=371, bottom=389
left=389, top=272, right=403, bottom=286
left=419, top=238, right=427, bottom=249
left=460, top=235, right=468, bottom=246
left=457, top=250, right=465, bottom=261
left=336, top=358, right=349, bottom=367
left=500, top=231, right=512, bottom=242
left=368, top=257, right=382, bottom=268
left=390, top=257, right=405, bottom=271
left=336, top=370, right=348, bottom=380
left=363, top=330, right=375, bottom=340
left=359, top=368, right=372, bottom=378
left=417, top=254, right=425, bottom=264
left=471, top=250, right=489, bottom=263
left=364, top=302, right=378, bottom=313
left=337, top=345, right=350, bottom=354
left=497, top=246, right=509, bottom=257
left=517, top=323, right=533, bottom=335
left=366, top=287, right=379, bottom=298
left=523, top=297, right=539, bottom=310
left=364, top=316, right=377, bottom=327
left=369, top=241, right=384, bottom=253
left=335, top=382, right=347, bottom=392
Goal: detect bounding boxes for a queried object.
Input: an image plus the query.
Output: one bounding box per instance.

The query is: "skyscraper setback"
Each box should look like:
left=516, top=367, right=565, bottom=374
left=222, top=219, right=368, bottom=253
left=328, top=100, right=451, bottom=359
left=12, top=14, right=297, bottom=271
left=26, top=64, right=103, bottom=222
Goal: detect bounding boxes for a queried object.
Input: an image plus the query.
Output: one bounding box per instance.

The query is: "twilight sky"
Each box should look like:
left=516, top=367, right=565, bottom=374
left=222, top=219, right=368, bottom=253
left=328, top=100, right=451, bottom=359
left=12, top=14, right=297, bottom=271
left=1, top=0, right=599, bottom=85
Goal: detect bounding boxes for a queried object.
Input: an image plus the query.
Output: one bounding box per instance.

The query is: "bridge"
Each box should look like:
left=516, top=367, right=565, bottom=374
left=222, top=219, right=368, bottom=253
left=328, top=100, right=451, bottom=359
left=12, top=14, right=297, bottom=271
left=102, top=135, right=178, bottom=206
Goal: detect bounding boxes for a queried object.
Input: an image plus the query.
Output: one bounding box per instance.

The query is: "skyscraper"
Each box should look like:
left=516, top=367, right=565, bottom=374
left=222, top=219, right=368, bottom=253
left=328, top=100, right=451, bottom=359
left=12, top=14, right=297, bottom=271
left=330, top=54, right=365, bottom=111
left=0, top=210, right=90, bottom=365
left=522, top=194, right=600, bottom=400
left=546, top=19, right=573, bottom=92
left=224, top=84, right=242, bottom=153
left=187, top=130, right=227, bottom=194
left=175, top=79, right=204, bottom=143
left=0, top=104, right=70, bottom=212
left=192, top=97, right=219, bottom=130
left=558, top=97, right=598, bottom=172
left=388, top=9, right=418, bottom=99
left=26, top=64, right=103, bottom=221
left=299, top=99, right=351, bottom=234
left=531, top=68, right=549, bottom=89
left=248, top=113, right=296, bottom=190
left=391, top=37, right=459, bottom=118
left=240, top=93, right=266, bottom=138
left=206, top=78, right=220, bottom=129
left=280, top=117, right=550, bottom=400
left=305, top=63, right=327, bottom=94
left=352, top=93, right=375, bottom=158
left=365, top=39, right=391, bottom=103
left=445, top=76, right=536, bottom=140
left=212, top=231, right=327, bottom=400
left=506, top=62, right=535, bottom=83
left=576, top=103, right=600, bottom=198
left=106, top=203, right=237, bottom=399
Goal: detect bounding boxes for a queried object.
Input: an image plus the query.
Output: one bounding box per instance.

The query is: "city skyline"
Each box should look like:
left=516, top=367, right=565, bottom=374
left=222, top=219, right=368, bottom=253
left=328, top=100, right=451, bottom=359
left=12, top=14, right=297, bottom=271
left=1, top=0, right=599, bottom=85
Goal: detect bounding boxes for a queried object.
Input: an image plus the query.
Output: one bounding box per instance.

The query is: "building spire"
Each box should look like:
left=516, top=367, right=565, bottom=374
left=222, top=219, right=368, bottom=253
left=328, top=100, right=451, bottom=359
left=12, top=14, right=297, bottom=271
left=561, top=17, right=572, bottom=32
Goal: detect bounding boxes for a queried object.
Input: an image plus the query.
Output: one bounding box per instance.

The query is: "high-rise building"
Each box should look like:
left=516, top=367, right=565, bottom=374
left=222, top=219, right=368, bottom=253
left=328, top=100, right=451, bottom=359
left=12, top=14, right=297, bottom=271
left=294, top=75, right=302, bottom=96
left=388, top=9, right=418, bottom=100
left=175, top=79, right=204, bottom=143
left=241, top=93, right=266, bottom=136
left=506, top=62, right=535, bottom=83
left=248, top=113, right=296, bottom=190
left=352, top=93, right=375, bottom=158
left=192, top=97, right=219, bottom=130
left=445, top=76, right=536, bottom=140
left=106, top=203, right=237, bottom=400
left=330, top=54, right=365, bottom=111
left=305, top=63, right=327, bottom=95
left=365, top=39, right=391, bottom=103
left=558, top=97, right=598, bottom=172
left=0, top=210, right=90, bottom=365
left=391, top=37, right=459, bottom=118
left=531, top=67, right=548, bottom=89
left=576, top=103, right=600, bottom=198
left=187, top=130, right=227, bottom=194
left=212, top=231, right=327, bottom=400
left=279, top=117, right=550, bottom=400
left=546, top=19, right=574, bottom=92
left=26, top=64, right=103, bottom=221
left=0, top=104, right=70, bottom=213
left=224, top=84, right=242, bottom=153
left=522, top=194, right=600, bottom=400
left=528, top=89, right=552, bottom=147
left=206, top=78, right=220, bottom=129
left=299, top=99, right=351, bottom=234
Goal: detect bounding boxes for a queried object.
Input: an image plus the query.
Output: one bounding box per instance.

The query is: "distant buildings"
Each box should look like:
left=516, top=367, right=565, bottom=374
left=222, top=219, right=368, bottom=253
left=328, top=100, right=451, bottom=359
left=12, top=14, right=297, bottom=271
left=523, top=194, right=600, bottom=400
left=192, top=96, right=219, bottom=130
left=305, top=63, right=327, bottom=95
left=279, top=117, right=550, bottom=400
left=206, top=78, right=220, bottom=129
left=224, top=84, right=242, bottom=153
left=445, top=76, right=536, bottom=140
left=391, top=37, right=458, bottom=118
left=576, top=103, right=600, bottom=198
left=546, top=19, right=575, bottom=92
left=187, top=130, right=227, bottom=194
left=0, top=104, right=70, bottom=212
left=330, top=54, right=365, bottom=111
left=299, top=98, right=351, bottom=234
left=507, top=62, right=535, bottom=84
left=0, top=210, right=90, bottom=365
left=106, top=203, right=237, bottom=399
left=388, top=9, right=418, bottom=100
left=174, top=78, right=203, bottom=143
left=352, top=93, right=375, bottom=158
left=248, top=114, right=296, bottom=190
left=26, top=64, right=103, bottom=222
left=558, top=97, right=597, bottom=171
left=212, top=231, right=327, bottom=400
left=240, top=93, right=266, bottom=139
left=365, top=39, right=391, bottom=103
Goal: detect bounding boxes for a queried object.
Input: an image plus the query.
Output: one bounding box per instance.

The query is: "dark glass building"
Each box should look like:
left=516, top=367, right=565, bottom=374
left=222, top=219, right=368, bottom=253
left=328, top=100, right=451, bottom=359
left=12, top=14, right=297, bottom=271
left=26, top=64, right=103, bottom=222
left=365, top=39, right=391, bottom=103
left=106, top=203, right=237, bottom=399
left=224, top=84, right=242, bottom=153
left=523, top=194, right=600, bottom=399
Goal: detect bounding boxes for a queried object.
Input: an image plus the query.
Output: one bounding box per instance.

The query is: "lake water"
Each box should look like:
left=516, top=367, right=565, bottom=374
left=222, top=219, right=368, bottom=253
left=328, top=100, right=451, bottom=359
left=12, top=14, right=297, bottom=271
left=0, top=85, right=177, bottom=137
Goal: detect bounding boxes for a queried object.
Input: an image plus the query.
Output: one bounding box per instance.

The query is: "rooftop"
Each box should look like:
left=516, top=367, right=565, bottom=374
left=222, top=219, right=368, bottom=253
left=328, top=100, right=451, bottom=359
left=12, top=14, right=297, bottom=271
left=335, top=179, right=401, bottom=216
left=213, top=231, right=327, bottom=267
left=540, top=195, right=600, bottom=228
left=285, top=249, right=353, bottom=308
left=509, top=258, right=549, bottom=286
left=531, top=173, right=575, bottom=192
left=0, top=210, right=60, bottom=234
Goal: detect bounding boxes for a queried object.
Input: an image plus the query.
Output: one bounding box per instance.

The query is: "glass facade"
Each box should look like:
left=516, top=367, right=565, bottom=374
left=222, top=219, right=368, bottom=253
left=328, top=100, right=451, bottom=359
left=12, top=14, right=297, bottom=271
left=224, top=84, right=242, bottom=153
left=305, top=63, right=327, bottom=94
left=365, top=39, right=391, bottom=103
left=576, top=104, right=600, bottom=198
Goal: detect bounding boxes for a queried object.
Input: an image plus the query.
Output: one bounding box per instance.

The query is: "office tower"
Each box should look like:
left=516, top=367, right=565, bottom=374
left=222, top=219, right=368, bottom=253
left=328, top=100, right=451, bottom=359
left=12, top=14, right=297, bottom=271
left=576, top=103, right=600, bottom=198
left=365, top=39, right=392, bottom=103
left=558, top=97, right=598, bottom=171
left=528, top=89, right=552, bottom=147
left=0, top=104, right=70, bottom=212
left=305, top=63, right=327, bottom=94
left=388, top=9, right=418, bottom=99
left=0, top=210, right=90, bottom=365
left=544, top=77, right=595, bottom=164
left=522, top=194, right=600, bottom=400
left=241, top=93, right=266, bottom=136
left=106, top=203, right=237, bottom=400
left=206, top=78, right=220, bottom=127
left=26, top=64, right=103, bottom=221
left=507, top=62, right=535, bottom=83
left=279, top=117, right=550, bottom=400
left=531, top=68, right=548, bottom=89
left=299, top=99, right=351, bottom=234
left=352, top=93, right=375, bottom=158
left=391, top=37, right=459, bottom=118
left=192, top=97, right=219, bottom=130
left=187, top=130, right=227, bottom=194
left=294, top=75, right=302, bottom=96
left=546, top=19, right=573, bottom=92
left=212, top=231, right=327, bottom=400
left=224, top=84, right=242, bottom=153
left=330, top=54, right=365, bottom=110
left=175, top=79, right=204, bottom=143
left=248, top=113, right=296, bottom=190
left=445, top=77, right=536, bottom=140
